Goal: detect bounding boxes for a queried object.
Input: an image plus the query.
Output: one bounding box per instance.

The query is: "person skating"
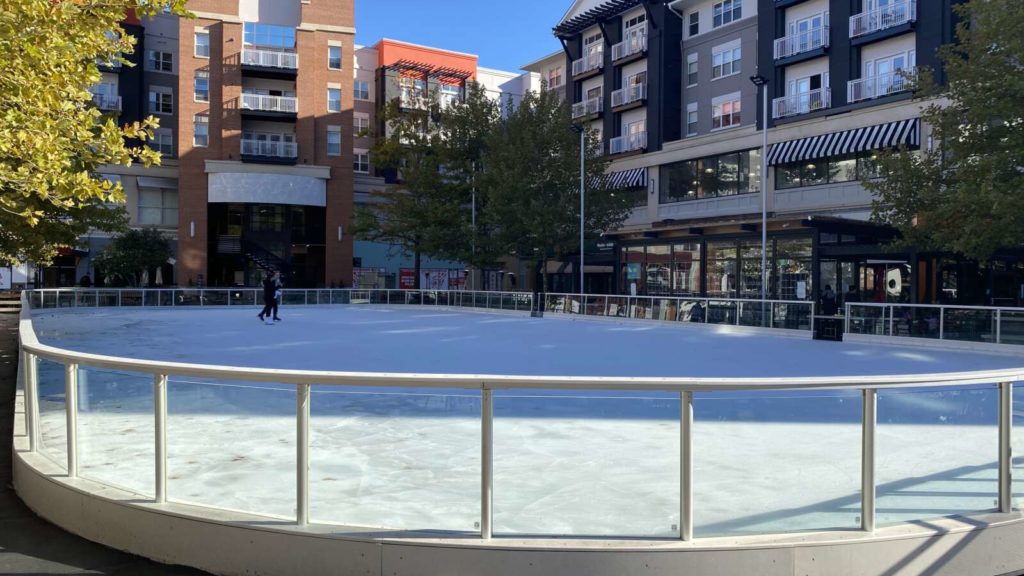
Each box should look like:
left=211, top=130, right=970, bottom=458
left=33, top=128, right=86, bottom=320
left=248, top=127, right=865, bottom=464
left=257, top=271, right=282, bottom=323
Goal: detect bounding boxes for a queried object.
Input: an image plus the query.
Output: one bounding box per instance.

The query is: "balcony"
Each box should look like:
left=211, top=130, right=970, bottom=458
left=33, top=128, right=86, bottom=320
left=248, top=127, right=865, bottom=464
left=609, top=131, right=646, bottom=155
left=611, top=83, right=647, bottom=110
left=772, top=88, right=831, bottom=119
left=773, top=26, right=829, bottom=62
left=571, top=49, right=603, bottom=80
left=611, top=31, right=647, bottom=63
left=400, top=90, right=428, bottom=110
left=90, top=93, right=121, bottom=111
left=241, top=93, right=298, bottom=120
left=571, top=97, right=603, bottom=120
left=847, top=70, right=914, bottom=103
left=240, top=139, right=298, bottom=164
left=850, top=1, right=916, bottom=40
left=241, top=48, right=299, bottom=79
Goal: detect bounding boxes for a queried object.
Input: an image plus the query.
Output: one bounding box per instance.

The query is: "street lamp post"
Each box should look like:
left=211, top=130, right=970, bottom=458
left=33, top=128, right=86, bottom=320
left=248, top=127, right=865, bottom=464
left=750, top=75, right=770, bottom=306
left=572, top=124, right=585, bottom=296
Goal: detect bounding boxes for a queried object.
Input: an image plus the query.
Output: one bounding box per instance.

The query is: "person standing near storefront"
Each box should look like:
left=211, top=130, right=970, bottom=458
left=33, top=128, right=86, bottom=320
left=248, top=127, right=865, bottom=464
left=821, top=285, right=838, bottom=316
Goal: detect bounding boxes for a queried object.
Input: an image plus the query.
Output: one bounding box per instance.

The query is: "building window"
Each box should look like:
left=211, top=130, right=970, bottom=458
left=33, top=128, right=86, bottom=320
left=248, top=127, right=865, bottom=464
left=193, top=115, right=208, bottom=147
left=712, top=95, right=741, bottom=129
left=138, top=187, right=178, bottom=227
left=328, top=45, right=342, bottom=70
left=548, top=66, right=564, bottom=89
left=439, top=83, right=461, bottom=107
left=327, top=127, right=341, bottom=156
left=148, top=129, right=174, bottom=156
left=327, top=87, right=342, bottom=112
left=354, top=151, right=369, bottom=173
left=243, top=22, right=295, bottom=49
left=712, top=0, right=742, bottom=28
left=686, top=102, right=698, bottom=136
left=659, top=149, right=761, bottom=203
left=354, top=115, right=369, bottom=135
left=193, top=70, right=209, bottom=102
left=775, top=151, right=884, bottom=189
left=147, top=50, right=173, bottom=72
left=624, top=12, right=646, bottom=30
left=148, top=87, right=173, bottom=114
left=688, top=11, right=699, bottom=36
left=686, top=53, right=698, bottom=86
left=194, top=31, right=210, bottom=58
left=353, top=79, right=370, bottom=100
left=712, top=46, right=741, bottom=79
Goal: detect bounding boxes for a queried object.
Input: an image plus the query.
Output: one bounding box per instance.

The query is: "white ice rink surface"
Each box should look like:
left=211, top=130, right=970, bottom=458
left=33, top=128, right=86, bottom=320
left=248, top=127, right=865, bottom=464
left=29, top=306, right=1024, bottom=537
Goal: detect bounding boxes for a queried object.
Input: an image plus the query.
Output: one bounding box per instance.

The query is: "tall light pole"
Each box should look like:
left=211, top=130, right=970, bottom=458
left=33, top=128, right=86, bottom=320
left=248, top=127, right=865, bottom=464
left=750, top=75, right=770, bottom=304
left=572, top=124, right=585, bottom=296
left=471, top=161, right=476, bottom=291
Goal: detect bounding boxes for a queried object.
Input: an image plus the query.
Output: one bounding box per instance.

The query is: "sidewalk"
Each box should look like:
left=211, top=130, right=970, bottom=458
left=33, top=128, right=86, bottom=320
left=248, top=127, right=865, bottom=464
left=0, top=314, right=207, bottom=575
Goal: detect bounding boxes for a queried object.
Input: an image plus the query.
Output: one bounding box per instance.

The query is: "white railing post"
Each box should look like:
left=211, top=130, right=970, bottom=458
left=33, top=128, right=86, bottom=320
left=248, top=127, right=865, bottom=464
left=117, top=290, right=122, bottom=307
left=999, top=382, right=1012, bottom=514
left=862, top=388, right=877, bottom=533
left=996, top=309, right=1002, bottom=344
left=24, top=352, right=39, bottom=452
left=481, top=386, right=494, bottom=539
left=65, top=363, right=79, bottom=477
left=888, top=305, right=894, bottom=336
left=939, top=308, right=945, bottom=339
left=297, top=383, right=311, bottom=526
left=154, top=373, right=167, bottom=503
left=680, top=390, right=694, bottom=541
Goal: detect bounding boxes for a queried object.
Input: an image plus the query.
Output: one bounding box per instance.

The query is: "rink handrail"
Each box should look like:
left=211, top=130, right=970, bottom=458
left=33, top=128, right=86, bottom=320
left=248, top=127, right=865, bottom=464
left=17, top=291, right=1024, bottom=391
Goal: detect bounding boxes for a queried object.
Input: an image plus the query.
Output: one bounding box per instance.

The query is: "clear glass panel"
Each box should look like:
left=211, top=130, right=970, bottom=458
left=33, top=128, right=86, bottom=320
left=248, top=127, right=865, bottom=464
left=630, top=297, right=654, bottom=319
left=584, top=296, right=607, bottom=316
left=606, top=296, right=629, bottom=317
left=738, top=300, right=769, bottom=327
left=167, top=378, right=295, bottom=519
left=97, top=290, right=120, bottom=307
left=331, top=290, right=351, bottom=305
left=494, top=390, right=679, bottom=537
left=75, top=290, right=98, bottom=307
left=281, top=291, right=307, bottom=306
left=847, top=304, right=887, bottom=335
left=119, top=290, right=144, bottom=306
left=941, top=309, right=997, bottom=343
left=1000, top=311, right=1024, bottom=345
left=890, top=306, right=941, bottom=339
left=876, top=385, right=998, bottom=526
left=774, top=302, right=812, bottom=330
left=706, top=300, right=737, bottom=325
left=230, top=289, right=257, bottom=307
left=694, top=390, right=862, bottom=536
left=174, top=289, right=203, bottom=306
left=678, top=299, right=707, bottom=322
left=203, top=290, right=229, bottom=305
left=77, top=367, right=154, bottom=496
left=1014, top=383, right=1024, bottom=509
left=57, top=291, right=75, bottom=308
left=37, top=358, right=68, bottom=468
left=310, top=386, right=480, bottom=531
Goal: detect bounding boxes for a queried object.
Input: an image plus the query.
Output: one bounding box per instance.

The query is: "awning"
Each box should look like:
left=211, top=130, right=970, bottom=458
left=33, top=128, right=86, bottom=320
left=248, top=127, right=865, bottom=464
left=606, top=167, right=646, bottom=190
left=767, top=118, right=919, bottom=166
left=137, top=176, right=179, bottom=189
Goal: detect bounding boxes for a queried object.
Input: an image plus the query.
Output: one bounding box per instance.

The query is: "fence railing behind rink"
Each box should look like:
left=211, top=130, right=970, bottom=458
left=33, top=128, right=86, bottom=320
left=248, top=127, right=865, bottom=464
left=846, top=302, right=1024, bottom=346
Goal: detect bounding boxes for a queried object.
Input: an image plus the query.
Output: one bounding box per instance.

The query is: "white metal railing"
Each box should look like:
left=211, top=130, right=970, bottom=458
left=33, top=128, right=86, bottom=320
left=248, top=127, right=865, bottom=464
left=850, top=0, right=917, bottom=37
left=241, top=93, right=298, bottom=113
left=773, top=25, right=830, bottom=60
left=609, top=131, right=647, bottom=155
left=847, top=70, right=915, bottom=102
left=240, top=139, right=298, bottom=158
left=846, top=302, right=1024, bottom=346
left=571, top=97, right=603, bottom=119
left=772, top=88, right=831, bottom=119
left=90, top=93, right=121, bottom=111
left=241, top=47, right=299, bottom=70
left=611, top=30, right=647, bottom=61
left=571, top=48, right=604, bottom=76
left=611, top=83, right=647, bottom=108
left=14, top=289, right=1024, bottom=545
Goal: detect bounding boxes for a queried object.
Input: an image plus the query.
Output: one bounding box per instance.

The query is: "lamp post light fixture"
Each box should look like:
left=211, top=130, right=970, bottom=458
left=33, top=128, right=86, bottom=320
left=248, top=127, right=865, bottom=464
left=749, top=74, right=770, bottom=306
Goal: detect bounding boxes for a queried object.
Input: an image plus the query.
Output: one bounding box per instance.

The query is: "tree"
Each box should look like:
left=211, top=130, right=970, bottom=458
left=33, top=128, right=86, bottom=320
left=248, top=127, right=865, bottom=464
left=0, top=0, right=190, bottom=265
left=866, top=0, right=1024, bottom=261
left=93, top=228, right=172, bottom=287
left=482, top=88, right=634, bottom=291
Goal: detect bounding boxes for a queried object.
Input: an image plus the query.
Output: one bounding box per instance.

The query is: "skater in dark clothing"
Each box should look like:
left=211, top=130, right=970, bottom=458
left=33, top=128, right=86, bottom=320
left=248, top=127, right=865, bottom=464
left=258, top=271, right=283, bottom=322
left=821, top=285, right=838, bottom=316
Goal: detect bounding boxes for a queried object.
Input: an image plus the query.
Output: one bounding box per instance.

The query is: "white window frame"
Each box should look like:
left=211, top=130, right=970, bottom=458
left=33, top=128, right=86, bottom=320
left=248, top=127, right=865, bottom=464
left=150, top=128, right=173, bottom=156
left=138, top=186, right=178, bottom=227
left=353, top=79, right=370, bottom=100
left=193, top=70, right=209, bottom=102
left=864, top=49, right=916, bottom=77
left=148, top=86, right=173, bottom=115
left=711, top=42, right=742, bottom=80
left=623, top=12, right=646, bottom=33
left=353, top=150, right=370, bottom=174
left=711, top=93, right=742, bottom=130
left=327, top=87, right=342, bottom=112
left=686, top=102, right=698, bottom=136
left=712, top=0, right=742, bottom=28
left=548, top=66, right=564, bottom=88
left=354, top=114, right=370, bottom=136
left=194, top=30, right=210, bottom=58
left=583, top=31, right=603, bottom=58
left=688, top=11, right=699, bottom=36
left=192, top=115, right=208, bottom=147
left=686, top=53, right=699, bottom=87
left=147, top=50, right=173, bottom=72
left=328, top=45, right=343, bottom=70
left=326, top=126, right=341, bottom=156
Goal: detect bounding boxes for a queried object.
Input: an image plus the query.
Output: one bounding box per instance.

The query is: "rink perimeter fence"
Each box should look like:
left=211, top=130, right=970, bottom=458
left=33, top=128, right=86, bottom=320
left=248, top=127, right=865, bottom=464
left=15, top=288, right=1024, bottom=542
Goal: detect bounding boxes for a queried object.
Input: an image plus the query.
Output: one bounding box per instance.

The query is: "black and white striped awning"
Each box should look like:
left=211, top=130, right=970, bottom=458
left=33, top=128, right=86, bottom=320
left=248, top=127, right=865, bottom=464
left=767, top=118, right=920, bottom=166
left=606, top=167, right=647, bottom=189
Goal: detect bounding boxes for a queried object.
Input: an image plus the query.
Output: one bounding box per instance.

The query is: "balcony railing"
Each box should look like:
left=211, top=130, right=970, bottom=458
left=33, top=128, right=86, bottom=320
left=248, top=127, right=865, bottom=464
left=240, top=139, right=298, bottom=158
left=241, top=93, right=298, bottom=113
left=847, top=70, right=915, bottom=102
left=571, top=97, right=603, bottom=119
left=571, top=48, right=604, bottom=77
left=241, top=47, right=299, bottom=70
left=611, top=83, right=647, bottom=108
left=773, top=25, right=830, bottom=59
left=90, top=93, right=121, bottom=111
left=850, top=0, right=916, bottom=37
left=772, top=88, right=831, bottom=119
left=609, top=131, right=646, bottom=155
left=611, top=31, right=647, bottom=61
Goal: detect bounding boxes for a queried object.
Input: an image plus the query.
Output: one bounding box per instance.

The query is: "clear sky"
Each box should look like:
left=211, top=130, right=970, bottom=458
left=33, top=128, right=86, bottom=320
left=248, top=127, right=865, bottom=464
left=354, top=0, right=567, bottom=72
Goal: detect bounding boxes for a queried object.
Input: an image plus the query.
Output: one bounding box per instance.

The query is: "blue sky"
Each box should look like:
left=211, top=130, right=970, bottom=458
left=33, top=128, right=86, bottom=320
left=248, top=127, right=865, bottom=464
left=355, top=0, right=567, bottom=72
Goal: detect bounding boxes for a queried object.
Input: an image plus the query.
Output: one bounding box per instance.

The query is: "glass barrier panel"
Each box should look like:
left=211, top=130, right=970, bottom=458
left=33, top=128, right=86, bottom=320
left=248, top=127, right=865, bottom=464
left=706, top=300, right=736, bottom=325
left=76, top=367, right=154, bottom=497
left=606, top=297, right=629, bottom=318
left=167, top=378, right=296, bottom=519
left=37, top=358, right=68, bottom=468
left=97, top=290, right=120, bottom=307
left=677, top=300, right=707, bottom=322
left=1014, top=383, right=1024, bottom=509
left=545, top=295, right=565, bottom=313
left=889, top=306, right=940, bottom=339
left=738, top=301, right=769, bottom=328
left=119, top=290, right=144, bottom=306
left=230, top=289, right=257, bottom=307
left=174, top=290, right=202, bottom=306
left=876, top=385, right=998, bottom=526
left=57, top=291, right=76, bottom=308
left=75, top=290, right=97, bottom=308
left=694, top=389, right=862, bottom=536
left=279, top=291, right=306, bottom=306
left=332, top=290, right=352, bottom=305
left=493, top=389, right=680, bottom=537
left=630, top=298, right=653, bottom=319
left=202, top=290, right=229, bottom=306
left=847, top=305, right=886, bottom=335
left=650, top=298, right=677, bottom=321
left=310, top=386, right=480, bottom=531
left=998, top=311, right=1024, bottom=346
left=584, top=296, right=606, bottom=316
left=942, top=309, right=996, bottom=343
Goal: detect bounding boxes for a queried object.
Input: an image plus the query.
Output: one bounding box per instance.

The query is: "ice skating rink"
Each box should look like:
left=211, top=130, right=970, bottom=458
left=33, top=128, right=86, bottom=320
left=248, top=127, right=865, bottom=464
left=29, top=306, right=1024, bottom=537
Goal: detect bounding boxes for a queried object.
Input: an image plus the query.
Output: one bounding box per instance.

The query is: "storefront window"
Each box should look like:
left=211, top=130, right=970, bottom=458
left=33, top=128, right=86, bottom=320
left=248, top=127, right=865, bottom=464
left=774, top=238, right=813, bottom=301
left=706, top=241, right=737, bottom=297
left=739, top=241, right=763, bottom=299
left=660, top=149, right=760, bottom=203
left=775, top=150, right=890, bottom=190
left=622, top=246, right=644, bottom=294
left=646, top=245, right=672, bottom=295
left=672, top=243, right=701, bottom=295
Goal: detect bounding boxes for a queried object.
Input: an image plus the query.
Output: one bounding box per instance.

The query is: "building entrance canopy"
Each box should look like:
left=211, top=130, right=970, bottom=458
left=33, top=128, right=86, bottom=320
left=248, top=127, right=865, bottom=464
left=767, top=118, right=919, bottom=166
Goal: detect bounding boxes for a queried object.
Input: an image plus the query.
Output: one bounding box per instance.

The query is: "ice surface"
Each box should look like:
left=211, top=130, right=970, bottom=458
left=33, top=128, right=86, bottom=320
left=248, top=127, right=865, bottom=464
left=28, top=306, right=1024, bottom=536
